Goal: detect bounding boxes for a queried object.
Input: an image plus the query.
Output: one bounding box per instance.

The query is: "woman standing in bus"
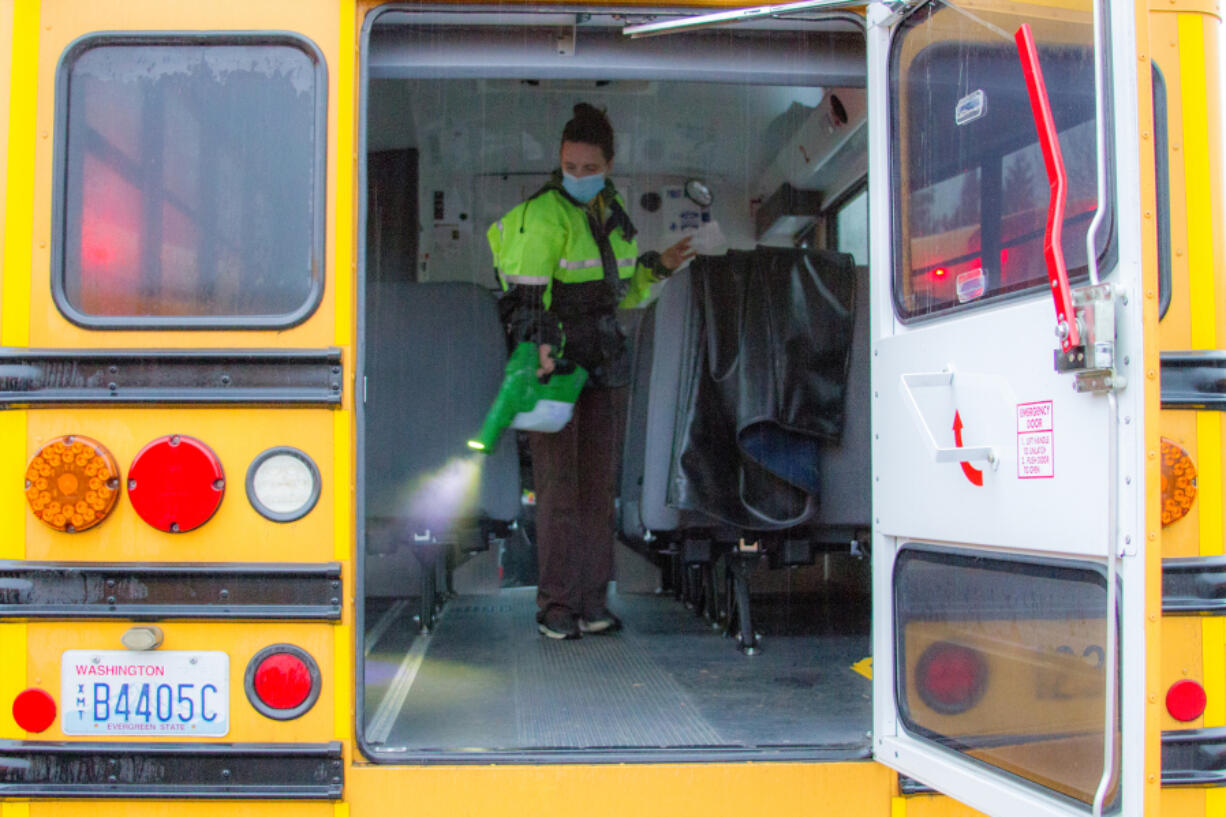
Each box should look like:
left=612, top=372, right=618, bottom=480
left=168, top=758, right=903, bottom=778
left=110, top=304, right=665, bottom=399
left=489, top=103, right=694, bottom=640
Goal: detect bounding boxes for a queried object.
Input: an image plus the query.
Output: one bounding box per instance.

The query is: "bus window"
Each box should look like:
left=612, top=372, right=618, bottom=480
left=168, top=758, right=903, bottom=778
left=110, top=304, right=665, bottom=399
left=53, top=35, right=327, bottom=328
left=893, top=547, right=1118, bottom=808
left=832, top=186, right=868, bottom=265
left=890, top=1, right=1112, bottom=320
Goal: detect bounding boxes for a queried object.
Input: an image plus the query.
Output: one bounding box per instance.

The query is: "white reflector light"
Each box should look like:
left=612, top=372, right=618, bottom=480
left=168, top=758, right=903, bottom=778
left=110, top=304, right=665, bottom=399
left=246, top=448, right=320, bottom=522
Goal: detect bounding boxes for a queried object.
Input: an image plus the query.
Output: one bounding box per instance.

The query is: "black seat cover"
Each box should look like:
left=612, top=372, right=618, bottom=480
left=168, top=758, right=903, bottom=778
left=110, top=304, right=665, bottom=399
left=670, top=247, right=857, bottom=529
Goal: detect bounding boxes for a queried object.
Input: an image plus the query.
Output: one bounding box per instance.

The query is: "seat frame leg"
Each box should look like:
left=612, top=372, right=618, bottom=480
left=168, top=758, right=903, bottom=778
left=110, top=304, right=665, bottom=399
left=411, top=544, right=444, bottom=634
left=702, top=560, right=720, bottom=628
left=723, top=552, right=761, bottom=655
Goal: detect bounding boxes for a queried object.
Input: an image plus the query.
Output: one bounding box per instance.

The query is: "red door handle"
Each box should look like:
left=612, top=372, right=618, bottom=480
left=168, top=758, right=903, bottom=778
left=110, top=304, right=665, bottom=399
left=1016, top=22, right=1081, bottom=351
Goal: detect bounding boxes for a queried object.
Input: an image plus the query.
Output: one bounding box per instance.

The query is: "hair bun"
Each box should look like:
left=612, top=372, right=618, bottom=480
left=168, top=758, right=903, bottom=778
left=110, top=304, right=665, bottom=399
left=573, top=102, right=603, bottom=120
left=562, top=102, right=615, bottom=161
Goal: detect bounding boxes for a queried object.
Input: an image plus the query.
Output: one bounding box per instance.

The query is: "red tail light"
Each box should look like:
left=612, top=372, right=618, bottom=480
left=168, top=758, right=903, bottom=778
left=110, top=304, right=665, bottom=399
left=13, top=688, right=57, bottom=733
left=128, top=435, right=225, bottom=533
left=245, top=645, right=320, bottom=720
left=915, top=642, right=988, bottom=715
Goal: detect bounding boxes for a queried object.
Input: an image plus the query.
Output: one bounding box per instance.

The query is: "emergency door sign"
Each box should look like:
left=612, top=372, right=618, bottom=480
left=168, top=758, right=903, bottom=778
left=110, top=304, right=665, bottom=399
left=1017, top=401, right=1054, bottom=479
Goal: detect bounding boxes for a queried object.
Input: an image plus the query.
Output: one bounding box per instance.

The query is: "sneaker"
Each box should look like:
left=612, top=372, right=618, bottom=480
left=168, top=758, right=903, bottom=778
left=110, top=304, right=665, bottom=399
left=578, top=611, right=622, bottom=634
left=538, top=608, right=581, bottom=640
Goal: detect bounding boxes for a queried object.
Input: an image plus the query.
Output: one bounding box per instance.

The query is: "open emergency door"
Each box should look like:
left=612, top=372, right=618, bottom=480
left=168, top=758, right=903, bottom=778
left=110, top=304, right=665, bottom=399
left=866, top=1, right=1148, bottom=815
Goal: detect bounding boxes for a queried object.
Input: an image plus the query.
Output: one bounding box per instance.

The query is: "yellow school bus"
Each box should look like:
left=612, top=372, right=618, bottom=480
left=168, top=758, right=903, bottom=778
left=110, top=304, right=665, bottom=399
left=0, top=1, right=1220, bottom=816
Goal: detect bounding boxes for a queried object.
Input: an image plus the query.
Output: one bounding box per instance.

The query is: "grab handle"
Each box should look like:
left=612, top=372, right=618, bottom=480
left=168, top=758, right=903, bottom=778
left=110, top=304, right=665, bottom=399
left=1016, top=22, right=1081, bottom=351
left=899, top=369, right=998, bottom=468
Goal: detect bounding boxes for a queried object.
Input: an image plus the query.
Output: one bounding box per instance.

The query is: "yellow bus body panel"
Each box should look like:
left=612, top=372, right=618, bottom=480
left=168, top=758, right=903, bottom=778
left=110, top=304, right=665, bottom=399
left=346, top=761, right=896, bottom=816
left=21, top=409, right=336, bottom=563
left=25, top=621, right=335, bottom=741
left=1152, top=4, right=1224, bottom=817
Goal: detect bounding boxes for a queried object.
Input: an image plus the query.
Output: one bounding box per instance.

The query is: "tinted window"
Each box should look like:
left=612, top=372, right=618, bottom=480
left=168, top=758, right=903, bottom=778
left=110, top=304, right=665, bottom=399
left=890, top=2, right=1111, bottom=320
left=834, top=187, right=868, bottom=265
left=54, top=36, right=326, bottom=327
left=894, top=546, right=1117, bottom=807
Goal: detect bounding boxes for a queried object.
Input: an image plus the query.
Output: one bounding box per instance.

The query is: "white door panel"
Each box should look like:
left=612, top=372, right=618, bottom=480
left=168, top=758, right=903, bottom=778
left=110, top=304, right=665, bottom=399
left=868, top=0, right=1148, bottom=815
left=876, top=298, right=1110, bottom=557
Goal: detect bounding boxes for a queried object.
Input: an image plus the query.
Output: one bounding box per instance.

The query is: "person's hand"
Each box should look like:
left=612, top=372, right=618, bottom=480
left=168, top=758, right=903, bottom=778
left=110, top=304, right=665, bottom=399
left=537, top=344, right=556, bottom=379
left=660, top=235, right=697, bottom=271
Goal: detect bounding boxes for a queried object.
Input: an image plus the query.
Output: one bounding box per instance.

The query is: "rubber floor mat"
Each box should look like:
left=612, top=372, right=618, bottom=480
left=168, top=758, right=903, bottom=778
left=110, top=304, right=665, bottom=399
left=373, top=586, right=871, bottom=753
left=380, top=588, right=722, bottom=749
left=514, top=623, right=724, bottom=748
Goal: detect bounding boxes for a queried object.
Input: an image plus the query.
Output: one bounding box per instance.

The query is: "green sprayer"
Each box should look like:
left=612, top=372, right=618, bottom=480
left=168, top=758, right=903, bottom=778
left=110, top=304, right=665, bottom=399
left=467, top=342, right=588, bottom=454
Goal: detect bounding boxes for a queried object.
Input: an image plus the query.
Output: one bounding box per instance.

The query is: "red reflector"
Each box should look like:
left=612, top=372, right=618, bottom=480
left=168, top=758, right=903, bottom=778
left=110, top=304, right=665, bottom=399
left=127, top=435, right=225, bottom=533
left=255, top=653, right=312, bottom=709
left=915, top=642, right=987, bottom=715
left=245, top=645, right=320, bottom=720
left=1166, top=679, right=1207, bottom=722
left=13, top=688, right=57, bottom=733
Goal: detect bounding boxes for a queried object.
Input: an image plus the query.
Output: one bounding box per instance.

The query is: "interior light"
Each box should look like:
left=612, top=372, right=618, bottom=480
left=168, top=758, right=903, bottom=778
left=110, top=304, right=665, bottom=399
left=128, top=435, right=224, bottom=533
left=246, top=448, right=320, bottom=523
left=25, top=435, right=120, bottom=532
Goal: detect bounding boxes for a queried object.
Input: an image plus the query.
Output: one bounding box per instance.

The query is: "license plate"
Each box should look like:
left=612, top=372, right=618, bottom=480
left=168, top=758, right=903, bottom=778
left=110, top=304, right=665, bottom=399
left=61, top=650, right=229, bottom=737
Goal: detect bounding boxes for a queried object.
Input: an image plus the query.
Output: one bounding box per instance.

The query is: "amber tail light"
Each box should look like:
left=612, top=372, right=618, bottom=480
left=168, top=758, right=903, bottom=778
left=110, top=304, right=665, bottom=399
left=25, top=435, right=120, bottom=532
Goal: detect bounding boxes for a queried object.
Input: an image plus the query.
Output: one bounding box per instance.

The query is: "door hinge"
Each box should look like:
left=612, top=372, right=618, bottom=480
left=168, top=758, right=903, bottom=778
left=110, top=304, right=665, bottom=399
left=1054, top=283, right=1127, bottom=394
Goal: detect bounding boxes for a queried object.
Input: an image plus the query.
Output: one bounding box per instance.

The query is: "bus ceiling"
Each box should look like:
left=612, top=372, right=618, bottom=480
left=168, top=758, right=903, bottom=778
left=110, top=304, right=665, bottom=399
left=366, top=10, right=865, bottom=87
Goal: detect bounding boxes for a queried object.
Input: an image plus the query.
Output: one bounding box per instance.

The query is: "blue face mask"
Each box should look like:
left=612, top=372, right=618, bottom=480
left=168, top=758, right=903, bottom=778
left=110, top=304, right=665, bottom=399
left=562, top=171, right=605, bottom=204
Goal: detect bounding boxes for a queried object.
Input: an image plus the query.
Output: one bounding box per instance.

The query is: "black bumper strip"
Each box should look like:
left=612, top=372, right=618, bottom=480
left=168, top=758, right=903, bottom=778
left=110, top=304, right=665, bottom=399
left=0, top=740, right=343, bottom=798
left=1163, top=556, right=1226, bottom=614
left=0, top=348, right=342, bottom=405
left=1163, top=727, right=1226, bottom=786
left=0, top=561, right=342, bottom=620
left=1161, top=351, right=1226, bottom=409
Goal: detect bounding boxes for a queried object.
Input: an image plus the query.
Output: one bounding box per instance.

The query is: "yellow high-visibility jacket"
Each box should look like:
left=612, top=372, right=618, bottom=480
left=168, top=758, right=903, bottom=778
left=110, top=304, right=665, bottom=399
left=487, top=176, right=667, bottom=387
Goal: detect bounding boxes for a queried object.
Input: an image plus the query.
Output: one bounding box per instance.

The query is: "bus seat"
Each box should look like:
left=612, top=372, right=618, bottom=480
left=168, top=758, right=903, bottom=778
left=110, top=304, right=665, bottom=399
left=621, top=266, right=706, bottom=545
left=811, top=264, right=870, bottom=534
left=364, top=281, right=520, bottom=629
left=617, top=304, right=653, bottom=547
left=619, top=249, right=858, bottom=652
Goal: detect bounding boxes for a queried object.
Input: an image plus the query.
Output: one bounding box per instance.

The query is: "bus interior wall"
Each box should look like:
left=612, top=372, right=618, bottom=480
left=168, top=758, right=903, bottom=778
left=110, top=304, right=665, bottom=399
left=359, top=17, right=872, bottom=758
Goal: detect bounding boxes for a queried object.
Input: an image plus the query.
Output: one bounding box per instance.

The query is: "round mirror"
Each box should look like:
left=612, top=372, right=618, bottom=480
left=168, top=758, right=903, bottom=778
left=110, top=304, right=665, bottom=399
left=684, top=179, right=713, bottom=208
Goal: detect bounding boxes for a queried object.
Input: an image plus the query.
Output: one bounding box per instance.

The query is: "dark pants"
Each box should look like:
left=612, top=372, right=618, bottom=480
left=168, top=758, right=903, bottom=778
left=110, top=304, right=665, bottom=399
left=529, top=385, right=627, bottom=620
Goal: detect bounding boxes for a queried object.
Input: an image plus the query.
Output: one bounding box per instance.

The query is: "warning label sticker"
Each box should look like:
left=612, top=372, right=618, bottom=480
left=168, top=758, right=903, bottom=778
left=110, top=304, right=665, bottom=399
left=1017, top=401, right=1054, bottom=479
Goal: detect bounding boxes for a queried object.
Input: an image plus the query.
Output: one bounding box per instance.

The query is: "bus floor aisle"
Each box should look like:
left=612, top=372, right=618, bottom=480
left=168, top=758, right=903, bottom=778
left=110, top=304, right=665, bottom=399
left=362, top=587, right=871, bottom=753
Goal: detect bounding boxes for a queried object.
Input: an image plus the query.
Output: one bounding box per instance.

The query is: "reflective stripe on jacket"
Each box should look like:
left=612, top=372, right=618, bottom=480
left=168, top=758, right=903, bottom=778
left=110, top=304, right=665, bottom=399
left=486, top=180, right=666, bottom=387
left=487, top=186, right=661, bottom=311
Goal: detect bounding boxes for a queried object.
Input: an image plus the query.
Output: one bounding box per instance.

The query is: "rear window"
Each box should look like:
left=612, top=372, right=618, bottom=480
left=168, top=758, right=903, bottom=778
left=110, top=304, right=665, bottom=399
left=894, top=546, right=1117, bottom=808
left=890, top=1, right=1112, bottom=320
left=52, top=34, right=326, bottom=328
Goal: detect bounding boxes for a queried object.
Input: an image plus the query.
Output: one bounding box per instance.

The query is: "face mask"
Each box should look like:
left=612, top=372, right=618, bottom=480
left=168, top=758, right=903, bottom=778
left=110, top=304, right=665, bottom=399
left=562, top=171, right=605, bottom=204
